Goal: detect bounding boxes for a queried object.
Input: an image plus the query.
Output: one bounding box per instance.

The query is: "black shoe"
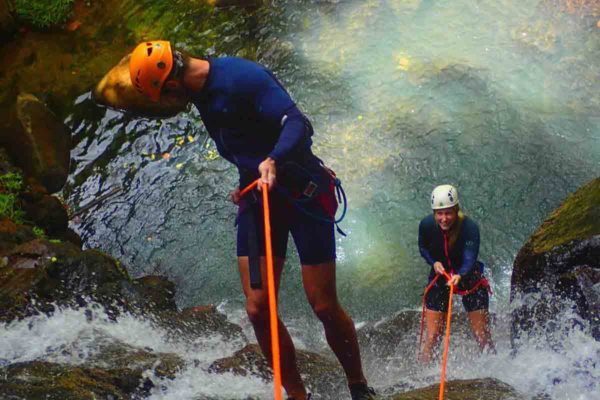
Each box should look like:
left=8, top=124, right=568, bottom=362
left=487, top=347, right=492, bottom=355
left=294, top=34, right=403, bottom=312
left=349, top=383, right=377, bottom=400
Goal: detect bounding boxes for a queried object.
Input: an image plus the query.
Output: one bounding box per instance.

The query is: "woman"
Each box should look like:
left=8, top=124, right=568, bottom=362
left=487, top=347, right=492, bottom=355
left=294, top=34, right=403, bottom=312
left=418, top=184, right=495, bottom=363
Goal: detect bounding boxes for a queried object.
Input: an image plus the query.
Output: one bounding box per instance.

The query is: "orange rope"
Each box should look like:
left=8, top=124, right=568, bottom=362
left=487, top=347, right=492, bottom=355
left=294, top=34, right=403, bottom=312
left=439, top=271, right=454, bottom=400
left=239, top=179, right=259, bottom=197
left=261, top=182, right=283, bottom=400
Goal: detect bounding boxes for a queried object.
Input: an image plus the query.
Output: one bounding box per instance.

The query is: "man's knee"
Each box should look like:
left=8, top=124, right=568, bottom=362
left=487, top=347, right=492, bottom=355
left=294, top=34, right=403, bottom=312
left=311, top=299, right=339, bottom=322
left=246, top=298, right=269, bottom=324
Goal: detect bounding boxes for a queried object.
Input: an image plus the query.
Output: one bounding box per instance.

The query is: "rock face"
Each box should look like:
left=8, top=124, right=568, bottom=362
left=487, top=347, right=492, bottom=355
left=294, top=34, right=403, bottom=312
left=389, top=378, right=525, bottom=400
left=93, top=54, right=189, bottom=118
left=209, top=343, right=346, bottom=397
left=10, top=94, right=71, bottom=193
left=0, top=347, right=184, bottom=400
left=511, top=177, right=600, bottom=344
left=0, top=0, right=17, bottom=41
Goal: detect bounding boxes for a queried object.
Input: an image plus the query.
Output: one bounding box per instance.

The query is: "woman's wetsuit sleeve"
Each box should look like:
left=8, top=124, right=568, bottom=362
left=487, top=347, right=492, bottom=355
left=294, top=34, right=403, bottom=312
left=457, top=221, right=480, bottom=276
left=418, top=219, right=436, bottom=266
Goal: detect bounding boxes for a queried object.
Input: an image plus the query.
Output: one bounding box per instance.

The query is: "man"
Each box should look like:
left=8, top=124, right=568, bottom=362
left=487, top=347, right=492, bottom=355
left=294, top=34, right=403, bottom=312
left=129, top=40, right=376, bottom=400
left=418, top=184, right=495, bottom=363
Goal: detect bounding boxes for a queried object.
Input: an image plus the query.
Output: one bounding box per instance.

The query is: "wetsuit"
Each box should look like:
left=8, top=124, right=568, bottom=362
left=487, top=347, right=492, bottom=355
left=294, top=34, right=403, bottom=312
left=418, top=214, right=489, bottom=312
left=191, top=57, right=337, bottom=264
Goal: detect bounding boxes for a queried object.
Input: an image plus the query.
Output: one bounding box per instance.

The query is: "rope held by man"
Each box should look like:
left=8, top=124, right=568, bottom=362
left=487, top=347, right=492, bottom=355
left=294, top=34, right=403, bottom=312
left=239, top=179, right=282, bottom=399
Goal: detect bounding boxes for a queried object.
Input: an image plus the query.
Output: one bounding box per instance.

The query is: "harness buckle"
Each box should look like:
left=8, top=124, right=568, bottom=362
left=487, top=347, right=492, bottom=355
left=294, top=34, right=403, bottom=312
left=303, top=181, right=318, bottom=198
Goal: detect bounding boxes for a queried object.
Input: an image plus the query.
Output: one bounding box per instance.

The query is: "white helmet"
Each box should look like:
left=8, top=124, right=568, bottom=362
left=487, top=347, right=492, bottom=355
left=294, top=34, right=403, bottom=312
left=431, top=184, right=459, bottom=210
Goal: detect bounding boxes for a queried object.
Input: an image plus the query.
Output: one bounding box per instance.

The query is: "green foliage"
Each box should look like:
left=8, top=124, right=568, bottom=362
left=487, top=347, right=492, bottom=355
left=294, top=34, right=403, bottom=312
left=15, top=0, right=75, bottom=29
left=33, top=226, right=46, bottom=239
left=0, top=173, right=25, bottom=223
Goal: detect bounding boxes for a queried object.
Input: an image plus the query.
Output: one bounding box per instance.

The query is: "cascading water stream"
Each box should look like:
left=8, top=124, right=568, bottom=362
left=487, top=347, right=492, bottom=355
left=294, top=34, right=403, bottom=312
left=2, top=0, right=598, bottom=398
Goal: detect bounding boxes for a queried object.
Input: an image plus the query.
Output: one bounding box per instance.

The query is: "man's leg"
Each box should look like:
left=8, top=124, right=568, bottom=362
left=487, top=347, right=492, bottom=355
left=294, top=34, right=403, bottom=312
left=302, top=261, right=367, bottom=385
left=467, top=309, right=495, bottom=353
left=238, top=256, right=308, bottom=399
left=421, top=308, right=445, bottom=364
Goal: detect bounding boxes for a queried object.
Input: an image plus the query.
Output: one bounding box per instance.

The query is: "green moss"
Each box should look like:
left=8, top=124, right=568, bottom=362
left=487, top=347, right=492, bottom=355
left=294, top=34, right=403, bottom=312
left=530, top=177, right=600, bottom=254
left=15, top=0, right=75, bottom=29
left=33, top=226, right=46, bottom=239
left=0, top=173, right=25, bottom=223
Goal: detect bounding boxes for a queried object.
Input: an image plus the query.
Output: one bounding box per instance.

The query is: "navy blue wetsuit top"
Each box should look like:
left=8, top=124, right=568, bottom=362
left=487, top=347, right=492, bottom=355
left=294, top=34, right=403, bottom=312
left=418, top=214, right=481, bottom=279
left=191, top=57, right=315, bottom=183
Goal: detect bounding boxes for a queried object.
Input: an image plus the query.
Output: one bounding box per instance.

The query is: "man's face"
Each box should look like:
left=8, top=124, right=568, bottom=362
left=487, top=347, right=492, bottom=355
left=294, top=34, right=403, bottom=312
left=434, top=207, right=458, bottom=231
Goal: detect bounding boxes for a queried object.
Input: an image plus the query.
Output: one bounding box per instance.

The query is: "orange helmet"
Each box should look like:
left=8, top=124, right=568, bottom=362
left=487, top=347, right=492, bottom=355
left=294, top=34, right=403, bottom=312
left=129, top=41, right=173, bottom=102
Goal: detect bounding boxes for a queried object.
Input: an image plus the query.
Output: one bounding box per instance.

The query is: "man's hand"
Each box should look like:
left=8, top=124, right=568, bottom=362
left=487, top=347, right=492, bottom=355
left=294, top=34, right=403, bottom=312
left=447, top=274, right=461, bottom=286
left=257, top=157, right=277, bottom=191
left=229, top=187, right=241, bottom=205
left=433, top=261, right=445, bottom=275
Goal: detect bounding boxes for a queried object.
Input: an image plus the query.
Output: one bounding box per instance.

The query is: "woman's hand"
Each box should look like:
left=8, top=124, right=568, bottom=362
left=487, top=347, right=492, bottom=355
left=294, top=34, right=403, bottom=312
left=229, top=187, right=241, bottom=204
left=433, top=261, right=445, bottom=275
left=257, top=157, right=277, bottom=191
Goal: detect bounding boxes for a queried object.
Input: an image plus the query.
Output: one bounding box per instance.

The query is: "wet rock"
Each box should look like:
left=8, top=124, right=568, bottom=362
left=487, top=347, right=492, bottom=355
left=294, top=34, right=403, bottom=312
left=0, top=0, right=17, bottom=41
left=209, top=343, right=346, bottom=397
left=389, top=378, right=525, bottom=400
left=93, top=54, right=189, bottom=118
left=511, top=20, right=557, bottom=54
left=11, top=94, right=71, bottom=193
left=132, top=275, right=178, bottom=313
left=0, top=360, right=153, bottom=399
left=0, top=218, right=36, bottom=254
left=0, top=240, right=132, bottom=322
left=511, top=177, right=600, bottom=345
left=84, top=340, right=185, bottom=380
left=19, top=184, right=69, bottom=236
left=158, top=305, right=246, bottom=343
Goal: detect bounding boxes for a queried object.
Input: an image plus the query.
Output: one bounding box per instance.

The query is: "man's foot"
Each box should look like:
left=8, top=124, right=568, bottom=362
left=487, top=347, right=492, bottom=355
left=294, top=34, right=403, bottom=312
left=349, top=383, right=377, bottom=400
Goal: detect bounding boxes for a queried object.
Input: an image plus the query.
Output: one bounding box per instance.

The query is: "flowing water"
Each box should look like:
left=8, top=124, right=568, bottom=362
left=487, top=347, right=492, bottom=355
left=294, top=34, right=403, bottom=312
left=3, top=0, right=600, bottom=398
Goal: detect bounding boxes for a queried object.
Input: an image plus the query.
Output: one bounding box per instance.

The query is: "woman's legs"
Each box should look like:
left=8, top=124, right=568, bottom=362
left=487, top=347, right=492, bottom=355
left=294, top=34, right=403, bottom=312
left=421, top=308, right=446, bottom=363
left=467, top=309, right=495, bottom=353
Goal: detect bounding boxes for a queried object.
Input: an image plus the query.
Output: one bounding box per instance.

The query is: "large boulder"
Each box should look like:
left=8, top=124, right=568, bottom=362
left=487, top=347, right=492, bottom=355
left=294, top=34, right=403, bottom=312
left=0, top=338, right=186, bottom=400
left=209, top=343, right=346, bottom=397
left=93, top=54, right=189, bottom=118
left=511, top=177, right=600, bottom=345
left=389, top=378, right=525, bottom=400
left=4, top=94, right=72, bottom=193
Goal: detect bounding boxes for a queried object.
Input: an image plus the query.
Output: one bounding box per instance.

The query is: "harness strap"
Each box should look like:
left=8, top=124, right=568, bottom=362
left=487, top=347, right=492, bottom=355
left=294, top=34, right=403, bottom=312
left=454, top=277, right=492, bottom=296
left=276, top=163, right=348, bottom=235
left=244, top=191, right=262, bottom=289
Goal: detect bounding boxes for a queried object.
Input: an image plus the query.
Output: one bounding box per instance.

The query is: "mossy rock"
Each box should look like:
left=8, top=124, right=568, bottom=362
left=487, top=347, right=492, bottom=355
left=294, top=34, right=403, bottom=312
left=527, top=177, right=600, bottom=254
left=511, top=177, right=600, bottom=345
left=84, top=340, right=185, bottom=380
left=209, top=343, right=346, bottom=397
left=14, top=0, right=75, bottom=30
left=0, top=360, right=151, bottom=399
left=389, top=378, right=524, bottom=400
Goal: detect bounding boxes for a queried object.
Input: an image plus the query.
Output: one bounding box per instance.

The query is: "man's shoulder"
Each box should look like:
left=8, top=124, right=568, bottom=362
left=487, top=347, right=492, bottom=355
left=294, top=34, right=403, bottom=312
left=213, top=57, right=266, bottom=75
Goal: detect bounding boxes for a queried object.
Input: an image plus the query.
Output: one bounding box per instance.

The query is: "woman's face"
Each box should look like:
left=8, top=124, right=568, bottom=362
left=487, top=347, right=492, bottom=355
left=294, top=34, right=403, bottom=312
left=434, top=207, right=458, bottom=231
